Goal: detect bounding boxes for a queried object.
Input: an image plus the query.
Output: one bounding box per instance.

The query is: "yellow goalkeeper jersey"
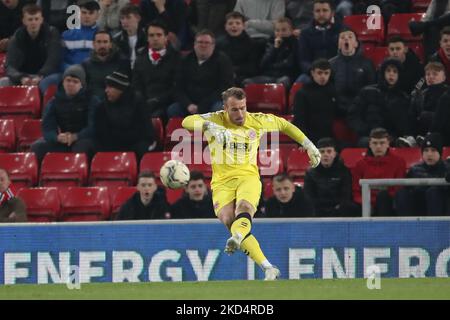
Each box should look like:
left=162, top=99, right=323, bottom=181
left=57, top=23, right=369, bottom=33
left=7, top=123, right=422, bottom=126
left=182, top=111, right=308, bottom=184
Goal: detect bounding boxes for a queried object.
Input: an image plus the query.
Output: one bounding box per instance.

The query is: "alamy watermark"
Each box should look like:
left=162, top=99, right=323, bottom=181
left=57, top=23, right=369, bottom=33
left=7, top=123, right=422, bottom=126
left=366, top=265, right=381, bottom=290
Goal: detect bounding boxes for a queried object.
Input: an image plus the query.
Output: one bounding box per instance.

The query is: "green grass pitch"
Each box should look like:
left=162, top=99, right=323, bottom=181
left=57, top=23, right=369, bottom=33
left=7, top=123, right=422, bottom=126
left=0, top=278, right=449, bottom=300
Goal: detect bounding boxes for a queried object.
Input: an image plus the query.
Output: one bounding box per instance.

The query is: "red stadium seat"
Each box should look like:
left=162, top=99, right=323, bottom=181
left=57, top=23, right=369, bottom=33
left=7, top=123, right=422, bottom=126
left=340, top=148, right=367, bottom=170
left=0, top=152, right=38, bottom=188
left=140, top=151, right=176, bottom=184
left=288, top=82, right=303, bottom=113
left=286, top=148, right=310, bottom=180
left=90, top=152, right=137, bottom=188
left=17, top=119, right=42, bottom=151
left=258, top=148, right=284, bottom=177
left=40, top=153, right=88, bottom=187
left=188, top=149, right=212, bottom=178
left=279, top=143, right=298, bottom=168
left=332, top=118, right=358, bottom=145
left=443, top=147, right=450, bottom=160
left=390, top=147, right=422, bottom=170
left=151, top=117, right=164, bottom=149
left=263, top=180, right=274, bottom=199
left=387, top=13, right=425, bottom=41
left=42, top=84, right=58, bottom=112
left=364, top=46, right=389, bottom=68
left=412, top=0, right=431, bottom=12
left=0, top=119, right=16, bottom=152
left=0, top=86, right=41, bottom=120
left=17, top=187, right=60, bottom=222
left=166, top=188, right=185, bottom=205
left=165, top=117, right=205, bottom=150
left=244, top=83, right=286, bottom=114
left=110, top=186, right=137, bottom=218
left=59, top=186, right=111, bottom=221
left=0, top=53, right=5, bottom=77
left=343, top=14, right=385, bottom=45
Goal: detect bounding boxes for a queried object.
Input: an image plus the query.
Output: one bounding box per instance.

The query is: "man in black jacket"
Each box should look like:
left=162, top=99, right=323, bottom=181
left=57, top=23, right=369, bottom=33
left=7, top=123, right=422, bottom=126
left=242, top=17, right=299, bottom=89
left=170, top=171, right=215, bottom=219
left=0, top=3, right=61, bottom=94
left=132, top=19, right=180, bottom=120
left=296, top=0, right=341, bottom=83
left=330, top=27, right=376, bottom=116
left=303, top=137, right=359, bottom=217
left=82, top=30, right=130, bottom=99
left=409, top=62, right=449, bottom=138
left=264, top=174, right=315, bottom=218
left=94, top=72, right=155, bottom=160
left=0, top=0, right=27, bottom=52
left=113, top=3, right=147, bottom=70
left=387, top=36, right=424, bottom=95
left=216, top=11, right=259, bottom=86
left=293, top=58, right=337, bottom=144
left=31, top=65, right=98, bottom=163
left=348, top=58, right=412, bottom=147
left=116, top=171, right=170, bottom=220
left=396, top=133, right=449, bottom=216
left=167, top=29, right=234, bottom=118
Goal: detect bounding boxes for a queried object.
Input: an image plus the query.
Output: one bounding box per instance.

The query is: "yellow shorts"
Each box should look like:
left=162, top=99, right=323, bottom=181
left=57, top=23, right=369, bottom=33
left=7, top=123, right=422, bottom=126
left=211, top=175, right=262, bottom=216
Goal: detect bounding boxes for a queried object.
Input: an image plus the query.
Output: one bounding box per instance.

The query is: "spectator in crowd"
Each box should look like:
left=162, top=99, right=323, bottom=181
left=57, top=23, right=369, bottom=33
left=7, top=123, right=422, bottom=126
left=348, top=58, right=411, bottom=147
left=350, top=1, right=381, bottom=15
left=113, top=3, right=147, bottom=70
left=38, top=0, right=77, bottom=33
left=216, top=11, right=258, bottom=86
left=380, top=0, right=412, bottom=24
left=234, top=0, right=284, bottom=40
left=0, top=3, right=61, bottom=94
left=296, top=0, right=341, bottom=83
left=293, top=58, right=337, bottom=144
left=431, top=84, right=450, bottom=146
left=407, top=62, right=449, bottom=142
left=285, top=0, right=314, bottom=37
left=264, top=174, right=315, bottom=218
left=429, top=26, right=450, bottom=84
left=98, top=0, right=128, bottom=35
left=139, top=0, right=189, bottom=49
left=234, top=0, right=285, bottom=59
left=94, top=72, right=156, bottom=160
left=61, top=0, right=100, bottom=71
left=193, top=0, right=237, bottom=37
left=304, top=137, right=359, bottom=217
left=168, top=29, right=233, bottom=117
left=396, top=133, right=449, bottom=216
left=0, top=0, right=28, bottom=52
left=409, top=0, right=450, bottom=58
left=116, top=171, right=170, bottom=220
left=242, top=17, right=299, bottom=89
left=31, top=65, right=98, bottom=163
left=330, top=26, right=376, bottom=116
left=387, top=36, right=424, bottom=94
left=82, top=30, right=130, bottom=99
left=0, top=168, right=27, bottom=223
left=352, top=127, right=406, bottom=216
left=133, top=20, right=180, bottom=120
left=170, top=171, right=215, bottom=219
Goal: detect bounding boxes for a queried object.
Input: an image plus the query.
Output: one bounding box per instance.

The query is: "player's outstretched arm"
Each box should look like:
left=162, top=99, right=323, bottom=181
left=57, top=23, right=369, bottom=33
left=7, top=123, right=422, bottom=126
left=182, top=114, right=232, bottom=144
left=274, top=116, right=321, bottom=168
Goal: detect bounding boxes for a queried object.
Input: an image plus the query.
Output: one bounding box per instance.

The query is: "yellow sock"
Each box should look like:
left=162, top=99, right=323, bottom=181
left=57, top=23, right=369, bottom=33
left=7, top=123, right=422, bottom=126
left=230, top=213, right=252, bottom=238
left=240, top=234, right=267, bottom=266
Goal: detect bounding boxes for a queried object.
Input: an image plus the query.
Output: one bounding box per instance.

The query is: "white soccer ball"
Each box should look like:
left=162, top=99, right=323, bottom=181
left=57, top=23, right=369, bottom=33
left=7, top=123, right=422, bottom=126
left=159, top=160, right=190, bottom=189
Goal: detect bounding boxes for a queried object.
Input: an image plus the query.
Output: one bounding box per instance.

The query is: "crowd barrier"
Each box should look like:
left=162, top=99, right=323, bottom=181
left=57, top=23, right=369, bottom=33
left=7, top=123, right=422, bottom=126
left=1, top=217, right=449, bottom=284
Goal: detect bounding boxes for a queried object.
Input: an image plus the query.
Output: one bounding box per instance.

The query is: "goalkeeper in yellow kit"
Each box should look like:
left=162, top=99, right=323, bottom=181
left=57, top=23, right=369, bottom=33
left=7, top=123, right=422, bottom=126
left=182, top=87, right=320, bottom=280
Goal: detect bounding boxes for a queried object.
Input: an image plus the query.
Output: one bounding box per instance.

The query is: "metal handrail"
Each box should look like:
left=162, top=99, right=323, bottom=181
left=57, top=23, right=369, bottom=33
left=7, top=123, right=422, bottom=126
left=359, top=178, right=450, bottom=217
